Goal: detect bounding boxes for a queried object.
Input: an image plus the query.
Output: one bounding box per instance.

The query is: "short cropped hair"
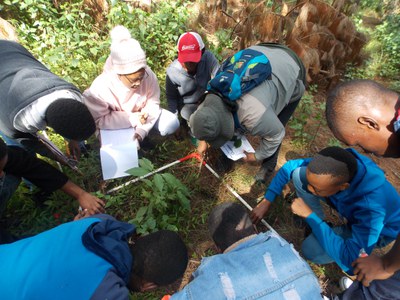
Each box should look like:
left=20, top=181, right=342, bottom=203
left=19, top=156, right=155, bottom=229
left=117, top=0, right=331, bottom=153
left=131, top=230, right=188, bottom=286
left=0, top=138, right=7, bottom=160
left=45, top=99, right=96, bottom=140
left=308, top=146, right=357, bottom=184
left=208, top=202, right=255, bottom=252
left=326, top=79, right=395, bottom=137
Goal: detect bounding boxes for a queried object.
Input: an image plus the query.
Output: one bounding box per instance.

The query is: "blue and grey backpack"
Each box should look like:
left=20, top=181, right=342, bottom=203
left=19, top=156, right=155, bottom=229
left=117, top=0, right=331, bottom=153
left=207, top=48, right=272, bottom=101
left=206, top=48, right=272, bottom=129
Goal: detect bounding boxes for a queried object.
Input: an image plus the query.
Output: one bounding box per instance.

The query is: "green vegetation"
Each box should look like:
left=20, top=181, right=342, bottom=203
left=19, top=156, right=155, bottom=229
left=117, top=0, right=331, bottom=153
left=0, top=0, right=399, bottom=298
left=125, top=158, right=191, bottom=234
left=346, top=0, right=400, bottom=89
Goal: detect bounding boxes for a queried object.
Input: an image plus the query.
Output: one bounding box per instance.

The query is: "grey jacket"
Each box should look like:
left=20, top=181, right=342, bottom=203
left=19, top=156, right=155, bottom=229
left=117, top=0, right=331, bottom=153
left=236, top=45, right=306, bottom=161
left=166, top=50, right=219, bottom=113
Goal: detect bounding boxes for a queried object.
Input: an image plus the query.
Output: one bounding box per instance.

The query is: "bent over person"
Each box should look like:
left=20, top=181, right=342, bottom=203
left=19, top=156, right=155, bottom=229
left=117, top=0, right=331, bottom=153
left=189, top=43, right=306, bottom=182
left=326, top=79, right=400, bottom=300
left=0, top=40, right=96, bottom=161
left=165, top=202, right=323, bottom=300
left=0, top=138, right=104, bottom=233
left=0, top=213, right=188, bottom=299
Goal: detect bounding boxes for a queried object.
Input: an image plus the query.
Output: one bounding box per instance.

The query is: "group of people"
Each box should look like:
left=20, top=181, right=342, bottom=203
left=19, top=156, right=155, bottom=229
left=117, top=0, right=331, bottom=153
left=0, top=24, right=399, bottom=299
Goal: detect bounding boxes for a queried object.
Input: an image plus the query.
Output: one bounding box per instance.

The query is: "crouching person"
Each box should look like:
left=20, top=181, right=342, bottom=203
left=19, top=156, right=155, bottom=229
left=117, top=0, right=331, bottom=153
left=252, top=146, right=400, bottom=274
left=0, top=213, right=188, bottom=299
left=165, top=202, right=323, bottom=300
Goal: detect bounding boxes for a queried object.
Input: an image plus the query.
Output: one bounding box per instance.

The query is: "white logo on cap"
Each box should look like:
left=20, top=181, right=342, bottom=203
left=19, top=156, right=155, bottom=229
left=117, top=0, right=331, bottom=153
left=182, top=44, right=196, bottom=51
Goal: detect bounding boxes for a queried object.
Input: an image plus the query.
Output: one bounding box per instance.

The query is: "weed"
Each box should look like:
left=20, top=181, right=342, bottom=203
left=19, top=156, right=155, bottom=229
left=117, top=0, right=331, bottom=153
left=288, top=84, right=324, bottom=149
left=119, top=158, right=191, bottom=235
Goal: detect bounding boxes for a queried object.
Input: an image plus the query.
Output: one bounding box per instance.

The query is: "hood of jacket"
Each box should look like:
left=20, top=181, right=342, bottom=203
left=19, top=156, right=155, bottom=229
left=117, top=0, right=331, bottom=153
left=330, top=148, right=386, bottom=205
left=82, top=218, right=136, bottom=284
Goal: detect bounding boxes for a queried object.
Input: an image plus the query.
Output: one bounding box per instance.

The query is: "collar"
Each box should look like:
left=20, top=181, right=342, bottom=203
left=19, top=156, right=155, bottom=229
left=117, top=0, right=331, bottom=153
left=223, top=234, right=258, bottom=254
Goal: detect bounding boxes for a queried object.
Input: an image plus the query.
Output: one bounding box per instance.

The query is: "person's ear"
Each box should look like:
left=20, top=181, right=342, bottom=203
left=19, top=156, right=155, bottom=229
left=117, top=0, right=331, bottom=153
left=140, top=281, right=158, bottom=292
left=357, top=116, right=380, bottom=130
left=339, top=182, right=350, bottom=191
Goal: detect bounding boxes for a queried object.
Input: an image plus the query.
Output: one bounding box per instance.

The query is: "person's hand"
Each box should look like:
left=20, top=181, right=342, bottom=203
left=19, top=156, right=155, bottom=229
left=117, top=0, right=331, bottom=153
left=74, top=208, right=90, bottom=221
left=134, top=133, right=143, bottom=142
left=251, top=199, right=272, bottom=224
left=77, top=192, right=105, bottom=215
left=352, top=255, right=394, bottom=287
left=139, top=112, right=148, bottom=125
left=242, top=152, right=257, bottom=163
left=68, top=140, right=81, bottom=160
left=291, top=197, right=313, bottom=218
left=197, top=140, right=208, bottom=157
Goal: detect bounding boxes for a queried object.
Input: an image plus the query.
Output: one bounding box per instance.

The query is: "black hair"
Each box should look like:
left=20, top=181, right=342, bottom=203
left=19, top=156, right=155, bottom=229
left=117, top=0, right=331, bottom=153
left=308, top=146, right=357, bottom=184
left=0, top=138, right=7, bottom=160
left=326, top=79, right=396, bottom=137
left=45, top=99, right=96, bottom=140
left=208, top=202, right=255, bottom=252
left=131, top=230, right=188, bottom=286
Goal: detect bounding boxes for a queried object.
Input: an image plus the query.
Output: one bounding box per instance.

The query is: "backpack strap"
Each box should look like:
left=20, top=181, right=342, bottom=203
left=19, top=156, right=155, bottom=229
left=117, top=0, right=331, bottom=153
left=257, top=42, right=306, bottom=85
left=232, top=111, right=243, bottom=130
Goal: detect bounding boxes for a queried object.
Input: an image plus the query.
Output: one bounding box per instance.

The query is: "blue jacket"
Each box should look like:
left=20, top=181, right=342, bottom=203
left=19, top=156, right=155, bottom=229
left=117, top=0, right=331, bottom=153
left=171, top=231, right=322, bottom=300
left=0, top=214, right=135, bottom=300
left=265, top=148, right=400, bottom=271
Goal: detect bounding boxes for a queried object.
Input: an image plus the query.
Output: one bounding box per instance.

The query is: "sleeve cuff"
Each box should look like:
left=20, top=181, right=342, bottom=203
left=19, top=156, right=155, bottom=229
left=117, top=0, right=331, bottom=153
left=264, top=190, right=278, bottom=203
left=305, top=212, right=324, bottom=228
left=135, top=128, right=147, bottom=141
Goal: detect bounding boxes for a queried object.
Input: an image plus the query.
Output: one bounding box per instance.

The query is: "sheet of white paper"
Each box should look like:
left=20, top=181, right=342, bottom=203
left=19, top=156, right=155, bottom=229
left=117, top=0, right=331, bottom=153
left=220, top=136, right=255, bottom=161
left=100, top=144, right=138, bottom=180
left=100, top=128, right=135, bottom=146
left=100, top=129, right=138, bottom=180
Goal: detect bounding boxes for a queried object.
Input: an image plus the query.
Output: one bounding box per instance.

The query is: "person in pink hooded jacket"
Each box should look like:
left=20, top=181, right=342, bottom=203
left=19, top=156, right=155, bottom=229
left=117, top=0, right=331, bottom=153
left=84, top=25, right=179, bottom=146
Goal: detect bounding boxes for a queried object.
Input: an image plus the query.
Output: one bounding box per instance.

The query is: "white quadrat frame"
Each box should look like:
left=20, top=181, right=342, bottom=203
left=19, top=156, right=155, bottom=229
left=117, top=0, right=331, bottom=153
left=106, top=152, right=276, bottom=233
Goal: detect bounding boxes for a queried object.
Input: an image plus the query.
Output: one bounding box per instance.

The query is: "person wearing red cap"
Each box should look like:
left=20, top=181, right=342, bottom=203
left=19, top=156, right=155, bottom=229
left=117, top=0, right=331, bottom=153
left=166, top=32, right=219, bottom=122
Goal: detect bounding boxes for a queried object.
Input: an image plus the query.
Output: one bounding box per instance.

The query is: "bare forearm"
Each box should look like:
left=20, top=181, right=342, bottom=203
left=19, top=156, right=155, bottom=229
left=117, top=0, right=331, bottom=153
left=61, top=180, right=85, bottom=199
left=60, top=180, right=105, bottom=215
left=382, top=235, right=400, bottom=273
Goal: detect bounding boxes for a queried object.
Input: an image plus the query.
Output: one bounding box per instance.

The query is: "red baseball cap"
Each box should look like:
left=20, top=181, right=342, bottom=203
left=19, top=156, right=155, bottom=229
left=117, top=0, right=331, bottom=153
left=177, top=32, right=205, bottom=63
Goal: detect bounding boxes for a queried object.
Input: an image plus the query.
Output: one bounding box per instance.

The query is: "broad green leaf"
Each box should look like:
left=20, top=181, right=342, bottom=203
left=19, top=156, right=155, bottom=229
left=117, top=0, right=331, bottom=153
left=134, top=206, right=148, bottom=223
left=153, top=174, right=164, bottom=192
left=139, top=158, right=154, bottom=171
left=126, top=167, right=150, bottom=177
left=177, top=190, right=191, bottom=211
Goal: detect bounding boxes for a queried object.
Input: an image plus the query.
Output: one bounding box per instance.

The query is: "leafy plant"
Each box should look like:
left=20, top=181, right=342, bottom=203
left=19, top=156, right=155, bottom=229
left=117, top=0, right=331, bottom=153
left=288, top=85, right=321, bottom=149
left=125, top=158, right=191, bottom=234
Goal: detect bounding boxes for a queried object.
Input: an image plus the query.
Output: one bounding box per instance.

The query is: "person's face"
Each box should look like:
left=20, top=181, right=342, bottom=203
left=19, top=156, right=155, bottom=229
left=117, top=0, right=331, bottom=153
left=306, top=168, right=348, bottom=197
left=183, top=62, right=199, bottom=75
left=336, top=120, right=400, bottom=158
left=118, top=68, right=147, bottom=91
left=0, top=154, right=8, bottom=178
left=128, top=274, right=157, bottom=293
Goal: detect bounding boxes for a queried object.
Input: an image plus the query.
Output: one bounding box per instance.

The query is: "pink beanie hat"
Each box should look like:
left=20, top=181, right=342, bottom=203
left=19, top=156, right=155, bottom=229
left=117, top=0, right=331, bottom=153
left=110, top=25, right=147, bottom=74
